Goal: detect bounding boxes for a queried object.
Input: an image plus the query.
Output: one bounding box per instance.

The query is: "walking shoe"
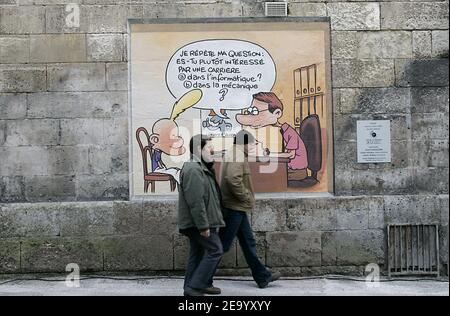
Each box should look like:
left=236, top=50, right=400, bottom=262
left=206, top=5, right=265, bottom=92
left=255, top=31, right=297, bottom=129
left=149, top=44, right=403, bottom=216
left=258, top=271, right=282, bottom=289
left=184, top=286, right=205, bottom=296
left=203, top=286, right=222, bottom=295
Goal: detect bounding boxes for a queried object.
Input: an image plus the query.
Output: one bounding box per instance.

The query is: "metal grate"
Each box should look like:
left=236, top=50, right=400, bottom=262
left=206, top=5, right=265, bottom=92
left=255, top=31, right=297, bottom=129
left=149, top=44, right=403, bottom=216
left=388, top=224, right=440, bottom=277
left=265, top=2, right=288, bottom=17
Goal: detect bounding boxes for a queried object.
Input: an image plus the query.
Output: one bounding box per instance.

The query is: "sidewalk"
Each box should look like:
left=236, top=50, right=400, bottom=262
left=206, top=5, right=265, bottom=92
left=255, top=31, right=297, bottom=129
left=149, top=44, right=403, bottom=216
left=0, top=276, right=448, bottom=296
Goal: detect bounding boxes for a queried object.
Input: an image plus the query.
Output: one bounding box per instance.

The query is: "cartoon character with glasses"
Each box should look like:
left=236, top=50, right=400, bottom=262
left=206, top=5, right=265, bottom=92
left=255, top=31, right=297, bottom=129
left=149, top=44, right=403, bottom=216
left=236, top=92, right=308, bottom=177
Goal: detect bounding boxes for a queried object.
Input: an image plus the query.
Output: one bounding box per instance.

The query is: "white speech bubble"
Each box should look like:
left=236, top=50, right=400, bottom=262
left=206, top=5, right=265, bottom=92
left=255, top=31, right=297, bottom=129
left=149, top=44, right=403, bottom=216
left=166, top=40, right=277, bottom=111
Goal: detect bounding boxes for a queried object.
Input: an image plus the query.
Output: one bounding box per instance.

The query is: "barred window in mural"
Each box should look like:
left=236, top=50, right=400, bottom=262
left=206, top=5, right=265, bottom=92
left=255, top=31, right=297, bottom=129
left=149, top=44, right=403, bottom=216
left=130, top=20, right=334, bottom=197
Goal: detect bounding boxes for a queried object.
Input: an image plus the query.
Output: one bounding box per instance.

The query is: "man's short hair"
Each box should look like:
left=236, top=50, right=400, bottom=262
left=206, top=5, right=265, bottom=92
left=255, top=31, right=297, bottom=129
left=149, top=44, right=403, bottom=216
left=234, top=130, right=256, bottom=145
left=253, top=92, right=283, bottom=113
left=189, top=134, right=211, bottom=156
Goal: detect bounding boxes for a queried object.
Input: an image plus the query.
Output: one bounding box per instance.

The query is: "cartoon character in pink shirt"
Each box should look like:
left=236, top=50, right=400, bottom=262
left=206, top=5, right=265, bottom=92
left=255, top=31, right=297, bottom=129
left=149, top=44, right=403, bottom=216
left=236, top=92, right=309, bottom=178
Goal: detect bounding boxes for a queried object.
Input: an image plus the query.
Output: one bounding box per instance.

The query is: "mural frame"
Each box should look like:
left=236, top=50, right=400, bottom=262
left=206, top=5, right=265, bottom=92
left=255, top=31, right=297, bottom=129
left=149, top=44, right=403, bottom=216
left=127, top=17, right=335, bottom=199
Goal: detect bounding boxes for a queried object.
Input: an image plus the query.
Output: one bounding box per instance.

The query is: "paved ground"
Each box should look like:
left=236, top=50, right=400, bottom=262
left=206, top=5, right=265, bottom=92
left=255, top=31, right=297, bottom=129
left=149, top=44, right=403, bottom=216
left=0, top=276, right=448, bottom=296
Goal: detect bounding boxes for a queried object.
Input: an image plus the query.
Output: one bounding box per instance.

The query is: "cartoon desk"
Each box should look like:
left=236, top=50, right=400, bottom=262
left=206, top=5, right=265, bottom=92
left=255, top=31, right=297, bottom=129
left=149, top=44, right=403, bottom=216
left=213, top=156, right=290, bottom=193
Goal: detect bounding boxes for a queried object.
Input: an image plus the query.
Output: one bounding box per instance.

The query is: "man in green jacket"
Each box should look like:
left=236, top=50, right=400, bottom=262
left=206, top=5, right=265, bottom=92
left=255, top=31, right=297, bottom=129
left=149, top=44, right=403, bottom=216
left=219, top=130, right=281, bottom=288
left=178, top=134, right=225, bottom=296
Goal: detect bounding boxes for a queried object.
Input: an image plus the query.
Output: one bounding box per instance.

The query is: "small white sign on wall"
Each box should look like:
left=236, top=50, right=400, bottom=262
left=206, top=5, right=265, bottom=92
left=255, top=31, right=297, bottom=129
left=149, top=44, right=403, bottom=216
left=357, top=120, right=391, bottom=163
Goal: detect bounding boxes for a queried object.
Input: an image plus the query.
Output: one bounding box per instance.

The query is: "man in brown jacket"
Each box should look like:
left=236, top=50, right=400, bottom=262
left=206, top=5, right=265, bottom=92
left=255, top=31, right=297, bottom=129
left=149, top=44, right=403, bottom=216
left=218, top=130, right=281, bottom=288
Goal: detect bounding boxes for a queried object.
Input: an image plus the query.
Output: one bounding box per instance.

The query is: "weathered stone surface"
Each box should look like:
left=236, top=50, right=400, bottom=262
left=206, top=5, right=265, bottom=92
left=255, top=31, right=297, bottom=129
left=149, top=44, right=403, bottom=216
left=395, top=59, right=449, bottom=87
left=25, top=176, right=77, bottom=202
left=440, top=225, right=448, bottom=270
left=413, top=31, right=432, bottom=59
left=357, top=31, right=412, bottom=59
left=0, top=65, right=46, bottom=93
left=45, top=5, right=83, bottom=34
left=412, top=113, right=449, bottom=141
left=321, top=232, right=337, bottom=266
left=0, top=147, right=50, bottom=176
left=266, top=232, right=322, bottom=267
left=412, top=140, right=449, bottom=169
left=286, top=198, right=337, bottom=231
left=335, top=197, right=370, bottom=230
left=381, top=2, right=449, bottom=30
left=0, top=93, right=27, bottom=119
left=384, top=195, right=442, bottom=225
left=300, top=266, right=366, bottom=277
left=30, top=34, right=86, bottom=63
left=337, top=88, right=410, bottom=114
left=335, top=140, right=409, bottom=172
left=47, top=63, right=106, bottom=92
left=332, top=31, right=413, bottom=59
left=327, top=3, right=380, bottom=31
left=0, top=176, right=25, bottom=203
left=4, top=119, right=60, bottom=146
left=59, top=201, right=115, bottom=236
left=334, top=114, right=409, bottom=141
left=326, top=230, right=385, bottom=266
left=143, top=3, right=187, bottom=19
left=184, top=3, right=243, bottom=18
left=331, top=31, right=358, bottom=59
left=89, top=145, right=128, bottom=175
left=367, top=198, right=385, bottom=230
left=27, top=91, right=127, bottom=119
left=252, top=199, right=286, bottom=232
left=47, top=146, right=90, bottom=176
left=174, top=234, right=189, bottom=270
left=87, top=34, right=124, bottom=62
left=288, top=3, right=327, bottom=17
left=103, top=236, right=173, bottom=271
left=60, top=118, right=104, bottom=145
left=334, top=170, right=353, bottom=195
left=103, top=118, right=128, bottom=145
left=351, top=168, right=415, bottom=196
left=0, top=240, right=21, bottom=273
left=0, top=36, right=30, bottom=64
left=142, top=201, right=177, bottom=236
left=0, top=120, right=5, bottom=146
left=112, top=201, right=142, bottom=235
left=106, top=63, right=127, bottom=91
left=332, top=59, right=395, bottom=88
left=411, top=87, right=449, bottom=114
left=0, top=203, right=58, bottom=237
left=46, top=5, right=141, bottom=34
left=75, top=173, right=129, bottom=200
left=413, top=167, right=449, bottom=195
left=21, top=238, right=104, bottom=272
left=241, top=0, right=264, bottom=17
left=440, top=196, right=449, bottom=226
left=432, top=30, right=449, bottom=58
left=0, top=5, right=46, bottom=34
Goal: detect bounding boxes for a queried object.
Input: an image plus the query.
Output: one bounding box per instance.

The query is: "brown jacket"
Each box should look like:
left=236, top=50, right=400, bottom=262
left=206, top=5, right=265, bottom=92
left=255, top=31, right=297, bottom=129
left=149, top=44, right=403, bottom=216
left=220, top=146, right=255, bottom=213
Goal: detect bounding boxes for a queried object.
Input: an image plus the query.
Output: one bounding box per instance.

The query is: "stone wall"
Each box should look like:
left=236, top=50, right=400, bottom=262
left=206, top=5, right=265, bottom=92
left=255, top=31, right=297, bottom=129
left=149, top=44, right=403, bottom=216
left=0, top=195, right=448, bottom=275
left=0, top=0, right=449, bottom=275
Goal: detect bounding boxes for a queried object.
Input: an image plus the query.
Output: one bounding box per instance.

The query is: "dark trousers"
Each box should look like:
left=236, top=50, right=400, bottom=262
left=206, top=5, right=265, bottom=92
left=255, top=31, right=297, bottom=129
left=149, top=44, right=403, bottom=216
left=219, top=209, right=272, bottom=285
left=182, top=228, right=223, bottom=290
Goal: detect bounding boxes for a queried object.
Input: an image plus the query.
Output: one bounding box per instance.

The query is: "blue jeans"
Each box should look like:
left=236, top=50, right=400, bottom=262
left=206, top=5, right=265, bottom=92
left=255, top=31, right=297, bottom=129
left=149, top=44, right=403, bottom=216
left=219, top=208, right=272, bottom=285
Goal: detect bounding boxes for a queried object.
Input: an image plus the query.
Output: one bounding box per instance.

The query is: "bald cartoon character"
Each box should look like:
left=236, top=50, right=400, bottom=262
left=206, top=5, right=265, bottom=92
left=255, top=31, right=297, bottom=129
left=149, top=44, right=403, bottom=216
left=148, top=89, right=203, bottom=184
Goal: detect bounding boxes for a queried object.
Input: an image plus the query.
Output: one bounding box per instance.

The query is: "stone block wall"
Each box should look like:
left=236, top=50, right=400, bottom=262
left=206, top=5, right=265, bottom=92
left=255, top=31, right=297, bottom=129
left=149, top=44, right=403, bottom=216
left=0, top=0, right=448, bottom=275
left=0, top=195, right=447, bottom=275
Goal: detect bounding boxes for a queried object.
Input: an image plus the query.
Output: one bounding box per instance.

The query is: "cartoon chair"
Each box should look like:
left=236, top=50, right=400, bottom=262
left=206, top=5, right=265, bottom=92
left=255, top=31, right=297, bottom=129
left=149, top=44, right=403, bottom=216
left=136, top=127, right=177, bottom=193
left=289, top=114, right=323, bottom=188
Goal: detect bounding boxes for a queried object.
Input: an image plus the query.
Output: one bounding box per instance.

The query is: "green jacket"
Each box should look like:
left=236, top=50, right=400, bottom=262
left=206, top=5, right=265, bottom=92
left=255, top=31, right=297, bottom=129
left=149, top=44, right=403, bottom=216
left=220, top=146, right=256, bottom=213
left=177, top=155, right=225, bottom=231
